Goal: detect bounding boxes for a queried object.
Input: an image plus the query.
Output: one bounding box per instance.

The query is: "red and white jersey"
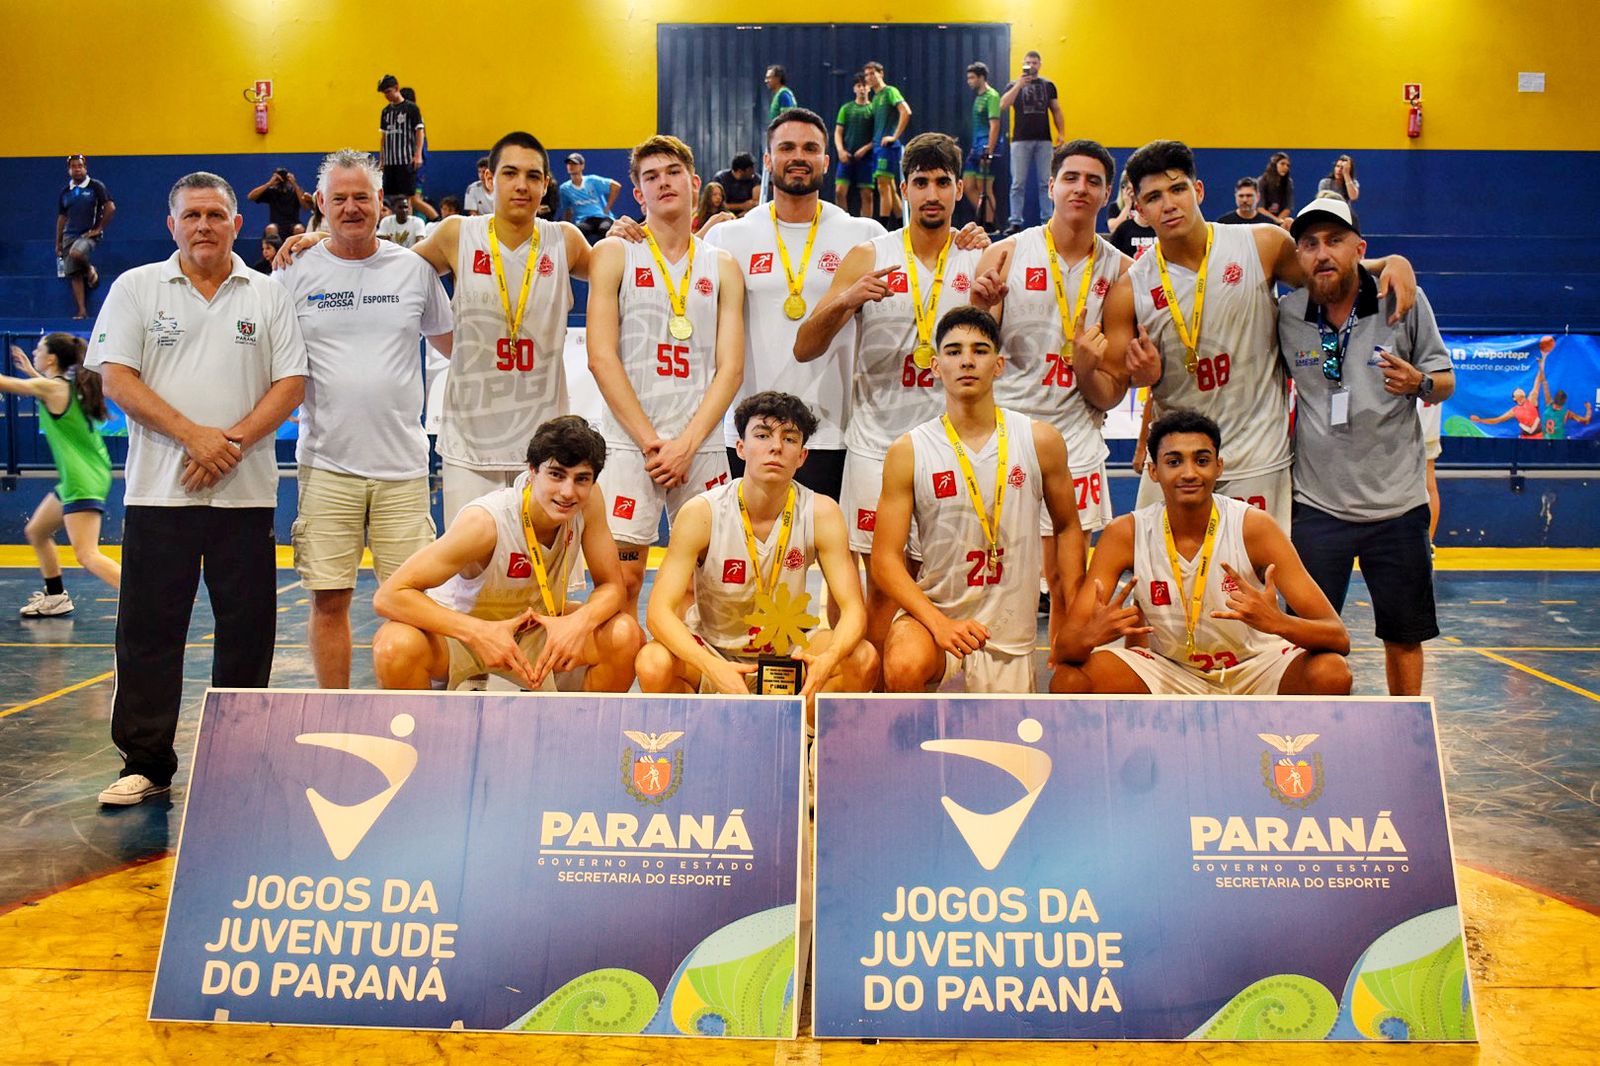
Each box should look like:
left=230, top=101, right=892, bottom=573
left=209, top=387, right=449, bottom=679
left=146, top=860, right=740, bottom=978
left=1129, top=494, right=1280, bottom=667
left=909, top=409, right=1043, bottom=656
left=994, top=227, right=1122, bottom=473
left=429, top=472, right=583, bottom=621
left=604, top=235, right=723, bottom=451
left=1128, top=222, right=1290, bottom=479
left=845, top=230, right=982, bottom=459
left=691, top=478, right=818, bottom=655
left=443, top=216, right=571, bottom=470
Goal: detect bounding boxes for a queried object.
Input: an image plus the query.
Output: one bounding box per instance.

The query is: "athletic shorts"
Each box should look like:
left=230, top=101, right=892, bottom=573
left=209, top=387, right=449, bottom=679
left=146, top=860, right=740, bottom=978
left=872, top=141, right=903, bottom=178
left=442, top=463, right=519, bottom=529
left=1418, top=400, right=1443, bottom=461
left=601, top=445, right=730, bottom=546
left=939, top=646, right=1036, bottom=694
left=293, top=466, right=435, bottom=590
left=962, top=143, right=996, bottom=179
left=1039, top=460, right=1113, bottom=536
left=835, top=154, right=874, bottom=189
left=1291, top=501, right=1439, bottom=645
left=63, top=235, right=98, bottom=270
left=1136, top=467, right=1291, bottom=532
left=1106, top=641, right=1302, bottom=696
left=841, top=449, right=921, bottom=558
left=441, top=626, right=586, bottom=692
left=60, top=497, right=105, bottom=515
left=383, top=164, right=418, bottom=197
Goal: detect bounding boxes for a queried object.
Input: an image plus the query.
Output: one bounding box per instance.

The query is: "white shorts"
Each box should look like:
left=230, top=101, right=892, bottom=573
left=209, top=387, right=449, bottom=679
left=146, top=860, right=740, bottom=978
left=939, top=646, right=1036, bottom=694
left=1136, top=467, right=1291, bottom=532
left=1418, top=400, right=1443, bottom=461
left=841, top=449, right=922, bottom=558
left=1039, top=459, right=1113, bottom=536
left=1105, top=641, right=1302, bottom=695
left=601, top=445, right=730, bottom=546
left=442, top=463, right=519, bottom=529
left=442, top=627, right=586, bottom=692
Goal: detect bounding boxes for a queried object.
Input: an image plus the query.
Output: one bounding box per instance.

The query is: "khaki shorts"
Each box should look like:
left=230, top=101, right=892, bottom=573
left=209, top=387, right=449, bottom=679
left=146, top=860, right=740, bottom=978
left=1105, top=641, right=1302, bottom=695
left=292, top=466, right=434, bottom=590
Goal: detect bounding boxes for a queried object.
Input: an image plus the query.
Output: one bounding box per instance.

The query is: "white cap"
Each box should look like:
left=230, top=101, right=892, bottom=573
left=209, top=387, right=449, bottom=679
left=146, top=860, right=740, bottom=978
left=1290, top=195, right=1360, bottom=241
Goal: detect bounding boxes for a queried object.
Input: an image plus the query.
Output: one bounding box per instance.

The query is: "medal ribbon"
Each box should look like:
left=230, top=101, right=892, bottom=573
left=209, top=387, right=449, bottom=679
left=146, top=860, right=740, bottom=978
left=902, top=227, right=952, bottom=354
left=1160, top=502, right=1220, bottom=657
left=940, top=409, right=1008, bottom=567
left=1044, top=225, right=1096, bottom=363
left=486, top=216, right=537, bottom=340
left=642, top=224, right=695, bottom=322
left=771, top=202, right=821, bottom=305
left=520, top=481, right=570, bottom=617
left=737, top=481, right=796, bottom=596
left=1154, top=223, right=1213, bottom=373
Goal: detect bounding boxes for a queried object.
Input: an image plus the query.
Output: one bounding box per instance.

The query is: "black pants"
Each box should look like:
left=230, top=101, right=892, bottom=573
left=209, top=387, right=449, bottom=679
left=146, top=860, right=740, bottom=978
left=112, top=506, right=277, bottom=786
left=577, top=217, right=613, bottom=244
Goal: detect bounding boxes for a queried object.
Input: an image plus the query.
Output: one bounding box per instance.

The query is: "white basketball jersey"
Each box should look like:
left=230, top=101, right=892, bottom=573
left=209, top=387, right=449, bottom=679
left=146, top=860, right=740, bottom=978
left=429, top=472, right=584, bottom=621
left=1129, top=494, right=1279, bottom=666
left=994, top=228, right=1121, bottom=473
left=909, top=409, right=1043, bottom=655
left=691, top=478, right=818, bottom=655
left=604, top=235, right=722, bottom=450
left=443, top=216, right=572, bottom=470
left=845, top=231, right=982, bottom=459
left=1128, top=223, right=1290, bottom=479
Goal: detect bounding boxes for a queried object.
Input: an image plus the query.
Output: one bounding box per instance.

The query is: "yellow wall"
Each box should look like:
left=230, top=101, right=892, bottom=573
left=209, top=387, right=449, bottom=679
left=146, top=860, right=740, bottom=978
left=2, top=0, right=1593, bottom=155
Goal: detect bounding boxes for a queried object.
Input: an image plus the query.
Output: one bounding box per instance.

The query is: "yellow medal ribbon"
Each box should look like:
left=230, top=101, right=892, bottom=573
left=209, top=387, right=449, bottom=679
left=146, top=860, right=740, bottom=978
left=940, top=409, right=1008, bottom=573
left=1160, top=502, right=1220, bottom=659
left=520, top=481, right=570, bottom=617
left=642, top=224, right=695, bottom=339
left=1044, top=224, right=1096, bottom=366
left=903, top=227, right=952, bottom=369
left=1153, top=222, right=1213, bottom=375
left=771, top=202, right=821, bottom=320
left=736, top=480, right=796, bottom=597
left=486, top=216, right=537, bottom=341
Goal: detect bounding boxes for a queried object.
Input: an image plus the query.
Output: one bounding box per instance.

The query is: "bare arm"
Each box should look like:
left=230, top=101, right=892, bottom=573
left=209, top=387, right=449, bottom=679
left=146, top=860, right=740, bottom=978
left=969, top=240, right=1013, bottom=321
left=892, top=101, right=912, bottom=141
left=409, top=214, right=460, bottom=275
left=1224, top=509, right=1350, bottom=654
left=669, top=250, right=745, bottom=455
left=90, top=200, right=115, bottom=237
left=0, top=360, right=70, bottom=413
left=55, top=212, right=66, bottom=252
left=225, top=375, right=305, bottom=449
left=373, top=507, right=499, bottom=641
left=1055, top=516, right=1140, bottom=664
left=100, top=364, right=239, bottom=477
left=803, top=498, right=868, bottom=693
left=997, top=79, right=1025, bottom=109
left=584, top=239, right=658, bottom=449
left=247, top=180, right=274, bottom=202
left=1048, top=98, right=1065, bottom=145
left=793, top=242, right=881, bottom=362
left=834, top=123, right=849, bottom=160
left=605, top=181, right=621, bottom=212
left=560, top=221, right=592, bottom=281
left=644, top=498, right=752, bottom=684
left=1035, top=422, right=1087, bottom=609
left=869, top=437, right=943, bottom=628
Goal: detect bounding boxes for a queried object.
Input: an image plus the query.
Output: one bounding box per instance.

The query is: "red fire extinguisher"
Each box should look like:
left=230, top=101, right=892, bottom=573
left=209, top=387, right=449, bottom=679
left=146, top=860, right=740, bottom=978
left=254, top=100, right=269, bottom=135
left=245, top=82, right=271, bottom=134
left=1407, top=102, right=1422, bottom=139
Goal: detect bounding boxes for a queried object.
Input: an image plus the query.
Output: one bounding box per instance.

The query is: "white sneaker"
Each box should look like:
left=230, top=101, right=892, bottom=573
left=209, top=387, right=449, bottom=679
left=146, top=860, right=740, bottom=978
left=20, top=590, right=74, bottom=617
left=98, top=774, right=169, bottom=806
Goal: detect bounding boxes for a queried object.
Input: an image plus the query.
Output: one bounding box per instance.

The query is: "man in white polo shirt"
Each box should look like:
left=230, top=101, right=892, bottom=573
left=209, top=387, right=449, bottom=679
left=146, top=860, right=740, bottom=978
left=276, top=149, right=453, bottom=688
left=87, top=172, right=307, bottom=805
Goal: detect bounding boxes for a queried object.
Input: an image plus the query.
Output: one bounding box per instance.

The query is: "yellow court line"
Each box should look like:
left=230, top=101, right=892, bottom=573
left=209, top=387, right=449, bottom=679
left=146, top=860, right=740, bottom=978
left=0, top=669, right=114, bottom=720
left=1473, top=648, right=1600, bottom=703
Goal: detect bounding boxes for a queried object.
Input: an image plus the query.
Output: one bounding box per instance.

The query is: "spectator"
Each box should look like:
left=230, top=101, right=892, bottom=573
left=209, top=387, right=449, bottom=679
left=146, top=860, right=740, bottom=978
left=766, top=65, right=797, bottom=121
left=85, top=171, right=306, bottom=806
left=963, top=61, right=1003, bottom=229
left=377, top=196, right=426, bottom=247
left=1108, top=169, right=1155, bottom=259
left=862, top=61, right=911, bottom=225
left=1257, top=151, right=1295, bottom=224
left=464, top=155, right=494, bottom=216
left=246, top=167, right=307, bottom=237
left=1216, top=177, right=1274, bottom=225
left=833, top=74, right=876, bottom=215
left=999, top=51, right=1064, bottom=234
left=56, top=154, right=114, bottom=319
left=713, top=153, right=760, bottom=216
left=251, top=234, right=282, bottom=274
left=558, top=152, right=621, bottom=243
left=1318, top=154, right=1360, bottom=203
left=376, top=73, right=437, bottom=221
left=425, top=194, right=462, bottom=236
left=694, top=181, right=732, bottom=237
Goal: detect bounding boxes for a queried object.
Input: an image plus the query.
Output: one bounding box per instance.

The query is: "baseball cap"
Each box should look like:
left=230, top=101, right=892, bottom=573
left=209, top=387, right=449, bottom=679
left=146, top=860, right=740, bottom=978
left=565, top=153, right=585, bottom=166
left=377, top=74, right=399, bottom=92
left=1290, top=195, right=1361, bottom=242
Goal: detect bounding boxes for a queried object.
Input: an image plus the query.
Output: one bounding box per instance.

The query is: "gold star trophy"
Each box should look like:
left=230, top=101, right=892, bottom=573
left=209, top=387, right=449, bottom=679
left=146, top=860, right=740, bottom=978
left=743, top=583, right=819, bottom=694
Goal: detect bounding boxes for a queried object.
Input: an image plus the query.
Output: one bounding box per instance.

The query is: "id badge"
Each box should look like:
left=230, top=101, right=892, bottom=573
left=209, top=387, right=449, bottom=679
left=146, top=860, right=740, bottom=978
left=1331, top=388, right=1350, bottom=427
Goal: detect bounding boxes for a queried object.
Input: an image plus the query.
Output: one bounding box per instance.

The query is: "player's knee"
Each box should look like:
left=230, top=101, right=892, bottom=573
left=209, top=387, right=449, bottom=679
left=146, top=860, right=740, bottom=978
left=1049, top=664, right=1093, bottom=694
left=1305, top=653, right=1353, bottom=695
left=882, top=648, right=930, bottom=692
left=24, top=514, right=51, bottom=544
left=371, top=623, right=427, bottom=685
left=634, top=641, right=674, bottom=690
left=841, top=640, right=880, bottom=691
left=603, top=612, right=646, bottom=660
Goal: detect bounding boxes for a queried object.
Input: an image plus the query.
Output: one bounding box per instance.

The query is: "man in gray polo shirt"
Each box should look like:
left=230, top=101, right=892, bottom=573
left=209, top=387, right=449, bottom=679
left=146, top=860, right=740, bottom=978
left=1278, top=196, right=1454, bottom=696
left=87, top=172, right=307, bottom=805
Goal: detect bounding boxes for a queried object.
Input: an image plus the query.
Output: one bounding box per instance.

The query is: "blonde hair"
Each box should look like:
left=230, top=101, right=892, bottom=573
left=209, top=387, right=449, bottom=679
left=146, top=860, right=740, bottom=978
left=629, top=135, right=695, bottom=185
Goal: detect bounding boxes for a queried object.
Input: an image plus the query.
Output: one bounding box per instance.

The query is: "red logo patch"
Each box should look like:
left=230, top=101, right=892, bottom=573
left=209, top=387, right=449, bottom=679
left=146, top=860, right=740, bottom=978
left=694, top=276, right=713, bottom=296
left=472, top=250, right=492, bottom=275
left=749, top=253, right=773, bottom=275
left=1221, top=573, right=1240, bottom=593
left=722, top=559, right=747, bottom=584
left=634, top=267, right=655, bottom=288
left=1007, top=464, right=1025, bottom=487
left=818, top=250, right=841, bottom=274
left=933, top=471, right=958, bottom=499
left=856, top=508, right=876, bottom=531
left=1151, top=286, right=1168, bottom=310
left=784, top=547, right=805, bottom=571
left=612, top=496, right=636, bottom=519
left=705, top=472, right=728, bottom=490
left=507, top=552, right=532, bottom=579
left=1150, top=580, right=1172, bottom=606
left=1093, top=277, right=1111, bottom=298
left=537, top=254, right=555, bottom=277
left=1025, top=267, right=1048, bottom=291
left=1223, top=262, right=1244, bottom=286
left=951, top=272, right=971, bottom=294
left=887, top=270, right=909, bottom=294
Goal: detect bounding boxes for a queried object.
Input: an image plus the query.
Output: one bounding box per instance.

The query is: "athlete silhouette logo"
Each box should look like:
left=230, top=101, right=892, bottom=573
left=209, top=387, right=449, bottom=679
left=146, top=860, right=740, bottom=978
left=922, top=718, right=1053, bottom=871
left=297, top=713, right=419, bottom=861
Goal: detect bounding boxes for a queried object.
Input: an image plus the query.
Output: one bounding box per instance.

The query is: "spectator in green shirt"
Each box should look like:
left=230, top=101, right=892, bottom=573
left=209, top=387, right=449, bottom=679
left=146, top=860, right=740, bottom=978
left=766, top=66, right=797, bottom=120
left=863, top=61, right=912, bottom=225
left=963, top=62, right=1003, bottom=228
left=834, top=75, right=877, bottom=216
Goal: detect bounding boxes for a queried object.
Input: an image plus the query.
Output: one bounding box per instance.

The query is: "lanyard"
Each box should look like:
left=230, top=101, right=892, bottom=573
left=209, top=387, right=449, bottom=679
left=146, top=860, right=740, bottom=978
left=1044, top=225, right=1097, bottom=365
left=736, top=481, right=796, bottom=596
left=940, top=409, right=1008, bottom=570
left=642, top=225, right=695, bottom=337
left=1160, top=503, right=1220, bottom=659
left=903, top=227, right=952, bottom=369
left=1317, top=304, right=1359, bottom=381
left=519, top=481, right=569, bottom=616
left=771, top=202, right=821, bottom=320
left=1154, top=223, right=1213, bottom=375
left=486, top=217, right=537, bottom=340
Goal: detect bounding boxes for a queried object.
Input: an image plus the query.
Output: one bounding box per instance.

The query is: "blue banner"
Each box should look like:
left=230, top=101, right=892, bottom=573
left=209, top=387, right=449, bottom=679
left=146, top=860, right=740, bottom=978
left=1439, top=332, right=1600, bottom=440
left=151, top=690, right=804, bottom=1037
left=813, top=695, right=1474, bottom=1042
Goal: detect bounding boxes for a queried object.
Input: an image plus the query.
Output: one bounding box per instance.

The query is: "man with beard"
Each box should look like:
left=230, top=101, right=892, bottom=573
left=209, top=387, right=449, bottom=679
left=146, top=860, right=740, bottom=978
left=1277, top=197, right=1453, bottom=696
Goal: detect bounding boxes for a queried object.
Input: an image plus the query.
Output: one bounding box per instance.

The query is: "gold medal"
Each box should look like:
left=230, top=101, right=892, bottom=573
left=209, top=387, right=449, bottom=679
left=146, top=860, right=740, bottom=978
left=772, top=202, right=821, bottom=325
left=669, top=313, right=693, bottom=340
left=1161, top=502, right=1220, bottom=663
left=643, top=224, right=697, bottom=345
left=941, top=410, right=1009, bottom=584
left=783, top=294, right=807, bottom=320
left=913, top=342, right=936, bottom=370
left=520, top=481, right=570, bottom=617
left=1044, top=222, right=1097, bottom=369
left=902, top=226, right=952, bottom=374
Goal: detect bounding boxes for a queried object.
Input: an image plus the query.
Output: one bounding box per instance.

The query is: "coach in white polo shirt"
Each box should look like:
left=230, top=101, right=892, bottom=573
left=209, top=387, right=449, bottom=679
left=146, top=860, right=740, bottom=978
left=277, top=149, right=453, bottom=688
left=87, top=172, right=306, bottom=806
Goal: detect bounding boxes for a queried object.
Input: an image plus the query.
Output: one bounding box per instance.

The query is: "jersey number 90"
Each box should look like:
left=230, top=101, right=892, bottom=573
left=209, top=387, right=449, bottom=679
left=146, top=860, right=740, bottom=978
left=496, top=337, right=536, bottom=371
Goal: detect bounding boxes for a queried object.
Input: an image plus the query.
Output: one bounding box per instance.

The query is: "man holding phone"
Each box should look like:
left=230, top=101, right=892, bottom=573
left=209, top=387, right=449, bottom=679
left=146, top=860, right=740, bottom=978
left=247, top=167, right=307, bottom=239
left=999, top=51, right=1064, bottom=234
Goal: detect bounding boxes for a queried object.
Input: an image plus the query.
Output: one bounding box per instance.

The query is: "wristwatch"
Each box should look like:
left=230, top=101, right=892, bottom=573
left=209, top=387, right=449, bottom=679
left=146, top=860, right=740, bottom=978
left=1416, top=374, right=1435, bottom=399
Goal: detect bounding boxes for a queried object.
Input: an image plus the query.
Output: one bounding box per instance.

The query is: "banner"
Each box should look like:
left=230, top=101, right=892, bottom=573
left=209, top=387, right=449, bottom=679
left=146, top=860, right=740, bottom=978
left=1437, top=332, right=1600, bottom=440
left=813, top=695, right=1474, bottom=1042
left=151, top=689, right=804, bottom=1038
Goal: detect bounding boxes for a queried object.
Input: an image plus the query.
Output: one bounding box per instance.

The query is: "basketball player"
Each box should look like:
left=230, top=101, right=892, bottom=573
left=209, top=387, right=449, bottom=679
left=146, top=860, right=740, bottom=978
left=370, top=416, right=643, bottom=692
left=586, top=135, right=746, bottom=618
left=1102, top=140, right=1416, bottom=528
left=970, top=138, right=1132, bottom=646
left=795, top=133, right=983, bottom=651
left=873, top=307, right=1085, bottom=694
left=636, top=391, right=878, bottom=698
left=1053, top=409, right=1351, bottom=695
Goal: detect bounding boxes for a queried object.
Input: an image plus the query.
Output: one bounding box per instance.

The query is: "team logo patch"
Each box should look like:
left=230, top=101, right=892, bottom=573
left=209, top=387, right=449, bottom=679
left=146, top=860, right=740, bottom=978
left=1151, top=286, right=1168, bottom=310
left=621, top=729, right=683, bottom=805
left=1221, top=572, right=1240, bottom=593
left=705, top=472, right=728, bottom=490
left=1259, top=732, right=1325, bottom=808
left=612, top=495, right=636, bottom=519
left=784, top=547, right=805, bottom=571
left=634, top=267, right=655, bottom=288
left=818, top=250, right=841, bottom=274
left=1093, top=277, right=1111, bottom=298
left=506, top=552, right=532, bottom=579
left=749, top=252, right=773, bottom=275
left=1008, top=464, right=1025, bottom=487
left=933, top=470, right=958, bottom=499
left=887, top=270, right=909, bottom=294
left=234, top=320, right=258, bottom=345
left=1222, top=262, right=1244, bottom=286
left=694, top=276, right=714, bottom=296
left=856, top=509, right=876, bottom=531
left=537, top=254, right=554, bottom=277
left=722, top=559, right=747, bottom=584
left=1150, top=580, right=1172, bottom=605
left=472, top=250, right=492, bottom=274
left=1025, top=267, right=1047, bottom=291
left=951, top=272, right=971, bottom=294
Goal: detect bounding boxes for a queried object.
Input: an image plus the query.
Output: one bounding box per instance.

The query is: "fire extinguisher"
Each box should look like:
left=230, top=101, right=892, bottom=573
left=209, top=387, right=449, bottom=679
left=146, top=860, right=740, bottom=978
left=254, top=100, right=269, bottom=135
left=1407, top=102, right=1422, bottom=139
